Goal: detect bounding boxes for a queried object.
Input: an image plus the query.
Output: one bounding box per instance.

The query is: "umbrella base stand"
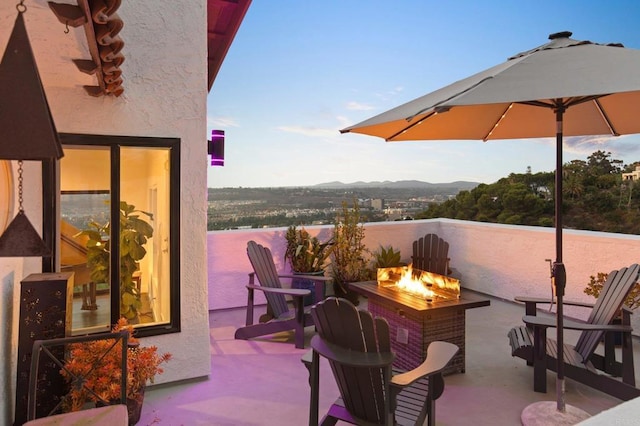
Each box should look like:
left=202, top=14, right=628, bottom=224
left=521, top=401, right=590, bottom=426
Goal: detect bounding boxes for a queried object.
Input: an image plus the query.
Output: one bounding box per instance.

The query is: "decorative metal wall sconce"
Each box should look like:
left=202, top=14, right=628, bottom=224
left=208, top=130, right=225, bottom=166
left=0, top=2, right=64, bottom=256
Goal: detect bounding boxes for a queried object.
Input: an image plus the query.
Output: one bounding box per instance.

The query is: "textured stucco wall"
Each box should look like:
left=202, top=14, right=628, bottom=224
left=208, top=219, right=640, bottom=330
left=0, top=1, right=210, bottom=423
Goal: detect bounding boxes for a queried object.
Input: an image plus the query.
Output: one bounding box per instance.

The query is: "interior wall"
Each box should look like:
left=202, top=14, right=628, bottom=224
left=0, top=1, right=210, bottom=423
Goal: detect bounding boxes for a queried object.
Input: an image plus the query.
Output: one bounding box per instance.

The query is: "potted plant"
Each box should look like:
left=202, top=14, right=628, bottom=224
left=584, top=271, right=640, bottom=310
left=284, top=225, right=333, bottom=305
left=78, top=201, right=154, bottom=321
left=330, top=200, right=372, bottom=304
left=62, top=318, right=171, bottom=424
left=584, top=271, right=640, bottom=345
left=371, top=245, right=404, bottom=269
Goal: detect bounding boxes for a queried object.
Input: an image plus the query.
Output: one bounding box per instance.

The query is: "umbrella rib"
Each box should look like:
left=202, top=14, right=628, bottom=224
left=593, top=98, right=619, bottom=136
left=483, top=103, right=513, bottom=141
left=392, top=76, right=497, bottom=141
left=405, top=76, right=495, bottom=122
left=518, top=100, right=555, bottom=108
left=388, top=110, right=438, bottom=141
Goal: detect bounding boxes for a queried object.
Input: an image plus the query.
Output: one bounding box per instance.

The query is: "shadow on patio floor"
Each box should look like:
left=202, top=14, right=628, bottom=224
left=139, top=291, right=636, bottom=425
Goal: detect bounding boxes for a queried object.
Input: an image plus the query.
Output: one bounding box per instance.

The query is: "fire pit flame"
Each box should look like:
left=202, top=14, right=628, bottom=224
left=377, top=264, right=460, bottom=302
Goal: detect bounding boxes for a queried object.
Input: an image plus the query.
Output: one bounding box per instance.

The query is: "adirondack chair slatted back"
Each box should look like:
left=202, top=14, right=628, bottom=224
left=411, top=234, right=449, bottom=276
left=246, top=241, right=290, bottom=318
left=312, top=298, right=392, bottom=424
left=574, top=263, right=640, bottom=361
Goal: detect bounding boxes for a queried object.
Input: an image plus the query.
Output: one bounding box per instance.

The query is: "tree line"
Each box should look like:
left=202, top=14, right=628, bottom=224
left=416, top=150, right=640, bottom=235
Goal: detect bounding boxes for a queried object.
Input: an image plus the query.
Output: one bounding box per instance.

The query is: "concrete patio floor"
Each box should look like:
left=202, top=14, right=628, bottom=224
left=138, top=291, right=639, bottom=425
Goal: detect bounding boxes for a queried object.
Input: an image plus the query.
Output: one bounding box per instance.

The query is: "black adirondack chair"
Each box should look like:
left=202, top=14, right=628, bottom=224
left=508, top=263, right=640, bottom=401
left=306, top=297, right=458, bottom=426
left=234, top=240, right=332, bottom=349
left=411, top=233, right=453, bottom=277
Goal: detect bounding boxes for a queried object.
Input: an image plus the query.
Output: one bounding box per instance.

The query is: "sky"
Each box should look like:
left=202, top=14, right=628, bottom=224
left=206, top=1, right=640, bottom=188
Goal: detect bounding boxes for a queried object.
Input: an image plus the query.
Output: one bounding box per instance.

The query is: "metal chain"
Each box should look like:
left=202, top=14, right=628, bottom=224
left=16, top=0, right=26, bottom=13
left=17, top=160, right=24, bottom=213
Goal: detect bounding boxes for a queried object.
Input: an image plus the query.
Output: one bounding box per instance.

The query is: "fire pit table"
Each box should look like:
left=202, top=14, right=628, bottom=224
left=349, top=280, right=490, bottom=375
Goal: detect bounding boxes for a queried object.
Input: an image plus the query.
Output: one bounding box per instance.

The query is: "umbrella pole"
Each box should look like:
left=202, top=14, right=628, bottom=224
left=521, top=105, right=590, bottom=425
left=554, top=106, right=566, bottom=413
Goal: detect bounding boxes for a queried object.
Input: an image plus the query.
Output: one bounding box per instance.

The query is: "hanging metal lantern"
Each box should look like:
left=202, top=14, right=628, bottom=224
left=0, top=3, right=64, bottom=256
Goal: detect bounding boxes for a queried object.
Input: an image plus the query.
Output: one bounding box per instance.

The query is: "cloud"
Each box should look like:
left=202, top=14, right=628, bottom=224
left=277, top=125, right=338, bottom=138
left=335, top=115, right=352, bottom=129
left=562, top=135, right=640, bottom=163
left=373, top=86, right=405, bottom=101
left=207, top=116, right=239, bottom=128
left=346, top=101, right=375, bottom=111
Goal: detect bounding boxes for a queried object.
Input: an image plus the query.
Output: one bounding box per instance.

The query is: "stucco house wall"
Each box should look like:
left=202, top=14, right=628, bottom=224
left=0, top=2, right=211, bottom=423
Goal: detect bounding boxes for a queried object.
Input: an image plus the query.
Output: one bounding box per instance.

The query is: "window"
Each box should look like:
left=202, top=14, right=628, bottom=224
left=54, top=134, right=180, bottom=337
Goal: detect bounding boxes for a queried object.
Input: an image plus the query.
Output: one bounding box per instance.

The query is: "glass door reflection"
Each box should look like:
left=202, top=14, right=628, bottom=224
left=60, top=147, right=111, bottom=335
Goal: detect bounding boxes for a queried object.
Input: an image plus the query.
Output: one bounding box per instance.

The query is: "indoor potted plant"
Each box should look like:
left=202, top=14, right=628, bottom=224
left=78, top=201, right=154, bottom=321
left=330, top=200, right=372, bottom=304
left=284, top=225, right=333, bottom=305
left=62, top=318, right=171, bottom=424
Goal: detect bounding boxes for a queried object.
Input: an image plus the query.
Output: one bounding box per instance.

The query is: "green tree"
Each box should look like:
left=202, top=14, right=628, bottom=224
left=416, top=151, right=639, bottom=235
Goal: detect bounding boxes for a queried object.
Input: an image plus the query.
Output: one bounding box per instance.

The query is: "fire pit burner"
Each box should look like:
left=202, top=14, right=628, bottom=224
left=379, top=283, right=447, bottom=303
left=377, top=265, right=460, bottom=302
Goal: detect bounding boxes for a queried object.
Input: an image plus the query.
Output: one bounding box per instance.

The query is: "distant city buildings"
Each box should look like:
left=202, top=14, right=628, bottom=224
left=371, top=199, right=384, bottom=210
left=207, top=186, right=467, bottom=230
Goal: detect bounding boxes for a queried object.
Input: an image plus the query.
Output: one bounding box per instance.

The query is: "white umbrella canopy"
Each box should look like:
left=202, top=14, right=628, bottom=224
left=341, top=31, right=640, bottom=419
left=341, top=32, right=640, bottom=142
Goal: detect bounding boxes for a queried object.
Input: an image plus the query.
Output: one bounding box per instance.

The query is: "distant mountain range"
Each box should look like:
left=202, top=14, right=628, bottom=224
left=312, top=180, right=480, bottom=190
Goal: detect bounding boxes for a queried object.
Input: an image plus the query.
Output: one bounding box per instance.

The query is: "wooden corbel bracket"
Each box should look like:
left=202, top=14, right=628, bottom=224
left=48, top=0, right=124, bottom=97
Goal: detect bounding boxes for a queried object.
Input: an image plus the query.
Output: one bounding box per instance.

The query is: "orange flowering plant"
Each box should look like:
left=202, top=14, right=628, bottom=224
left=584, top=272, right=640, bottom=310
left=62, top=318, right=172, bottom=411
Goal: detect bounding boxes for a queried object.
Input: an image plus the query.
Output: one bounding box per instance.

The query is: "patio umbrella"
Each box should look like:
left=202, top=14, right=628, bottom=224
left=340, top=31, right=640, bottom=420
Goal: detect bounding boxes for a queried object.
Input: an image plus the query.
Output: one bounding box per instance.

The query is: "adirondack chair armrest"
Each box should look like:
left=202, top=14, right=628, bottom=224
left=392, top=341, right=459, bottom=387
left=278, top=274, right=333, bottom=282
left=515, top=296, right=594, bottom=308
left=515, top=297, right=594, bottom=316
left=523, top=315, right=633, bottom=333
left=310, top=335, right=395, bottom=368
left=561, top=320, right=633, bottom=333
left=246, top=283, right=311, bottom=297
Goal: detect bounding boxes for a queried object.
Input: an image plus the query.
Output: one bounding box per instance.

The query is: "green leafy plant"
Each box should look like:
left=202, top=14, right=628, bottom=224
left=584, top=271, right=640, bottom=310
left=78, top=201, right=154, bottom=320
left=330, top=200, right=371, bottom=303
left=371, top=245, right=403, bottom=269
left=284, top=225, right=333, bottom=273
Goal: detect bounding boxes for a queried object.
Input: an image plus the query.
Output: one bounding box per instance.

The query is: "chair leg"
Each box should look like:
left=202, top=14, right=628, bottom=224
left=245, top=273, right=256, bottom=326
left=620, top=310, right=636, bottom=387
left=319, top=416, right=338, bottom=426
left=294, top=295, right=305, bottom=349
left=309, top=350, right=320, bottom=426
left=533, top=326, right=547, bottom=393
left=427, top=397, right=435, bottom=426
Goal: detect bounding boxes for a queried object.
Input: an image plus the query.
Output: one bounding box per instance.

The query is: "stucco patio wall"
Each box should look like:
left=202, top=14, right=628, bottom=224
left=208, top=218, right=640, bottom=331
